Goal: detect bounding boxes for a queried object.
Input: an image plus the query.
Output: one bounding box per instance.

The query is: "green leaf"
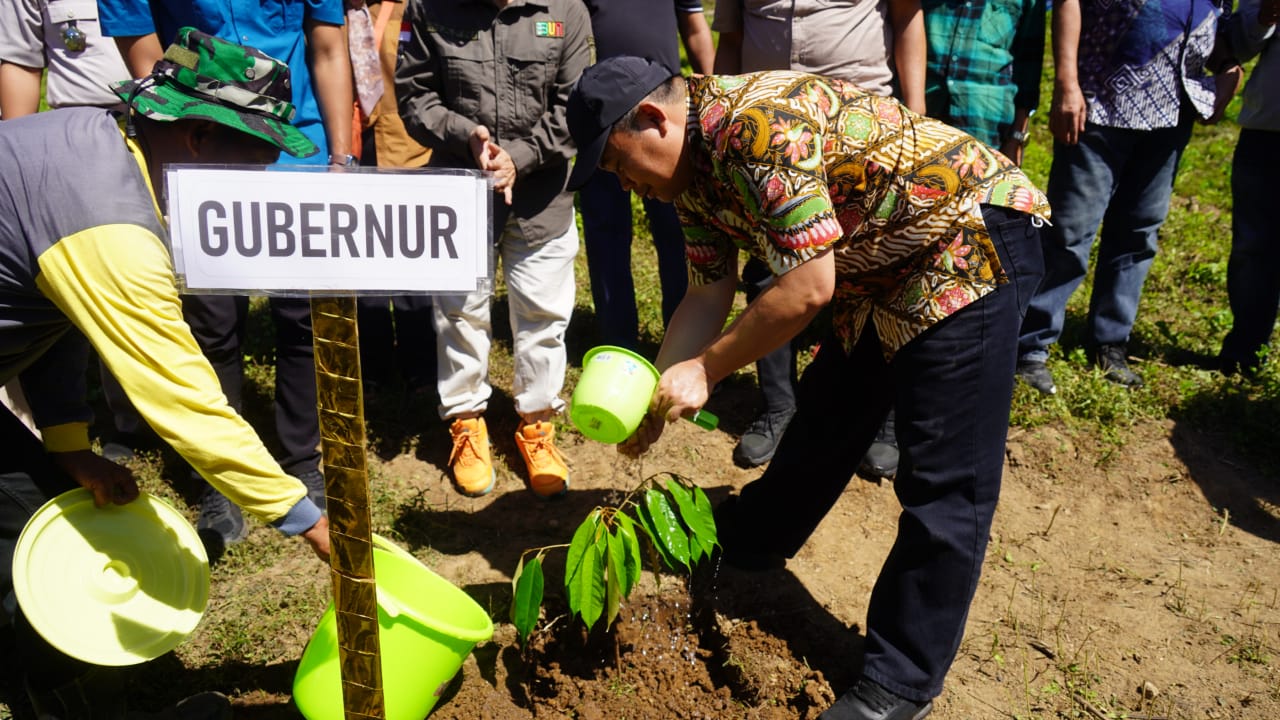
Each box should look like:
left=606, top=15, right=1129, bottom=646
left=569, top=538, right=605, bottom=630
left=642, top=487, right=692, bottom=571
left=604, top=530, right=624, bottom=629
left=510, top=554, right=544, bottom=647
left=692, top=484, right=719, bottom=548
left=613, top=513, right=643, bottom=596
left=666, top=477, right=717, bottom=545
left=689, top=530, right=712, bottom=564
left=565, top=510, right=602, bottom=601
left=634, top=495, right=680, bottom=572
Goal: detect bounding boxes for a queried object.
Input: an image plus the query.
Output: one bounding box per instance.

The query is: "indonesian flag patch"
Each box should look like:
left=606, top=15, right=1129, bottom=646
left=535, top=20, right=565, bottom=38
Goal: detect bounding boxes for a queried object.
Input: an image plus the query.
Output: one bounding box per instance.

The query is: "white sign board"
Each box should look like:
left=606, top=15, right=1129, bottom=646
left=165, top=166, right=493, bottom=295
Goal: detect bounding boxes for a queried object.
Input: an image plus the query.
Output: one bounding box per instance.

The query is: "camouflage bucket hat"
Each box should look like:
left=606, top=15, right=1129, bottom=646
left=112, top=27, right=318, bottom=158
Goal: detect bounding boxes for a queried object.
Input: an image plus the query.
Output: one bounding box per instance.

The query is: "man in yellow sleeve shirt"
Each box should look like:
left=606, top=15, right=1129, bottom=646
left=0, top=28, right=329, bottom=719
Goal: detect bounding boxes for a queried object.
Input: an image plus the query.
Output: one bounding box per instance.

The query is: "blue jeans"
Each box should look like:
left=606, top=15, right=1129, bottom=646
left=579, top=170, right=688, bottom=350
left=1220, top=128, right=1280, bottom=367
left=718, top=206, right=1045, bottom=701
left=1018, top=117, right=1194, bottom=361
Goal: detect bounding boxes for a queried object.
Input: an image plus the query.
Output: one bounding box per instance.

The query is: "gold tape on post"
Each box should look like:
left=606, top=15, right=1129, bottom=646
left=311, top=296, right=384, bottom=720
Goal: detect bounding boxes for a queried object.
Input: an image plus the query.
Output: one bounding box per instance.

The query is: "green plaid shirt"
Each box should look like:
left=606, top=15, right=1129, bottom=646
left=922, top=0, right=1046, bottom=147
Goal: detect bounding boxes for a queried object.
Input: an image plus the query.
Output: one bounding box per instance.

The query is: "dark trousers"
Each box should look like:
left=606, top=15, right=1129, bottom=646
left=356, top=295, right=438, bottom=387
left=724, top=205, right=1044, bottom=701
left=580, top=169, right=688, bottom=350
left=1221, top=128, right=1280, bottom=367
left=0, top=406, right=89, bottom=701
left=180, top=294, right=320, bottom=476
left=742, top=257, right=799, bottom=412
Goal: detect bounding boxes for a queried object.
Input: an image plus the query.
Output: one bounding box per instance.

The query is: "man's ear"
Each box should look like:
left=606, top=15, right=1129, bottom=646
left=636, top=101, right=671, bottom=135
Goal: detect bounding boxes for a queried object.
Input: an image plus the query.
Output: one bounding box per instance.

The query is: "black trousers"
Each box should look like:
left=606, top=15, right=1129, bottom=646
left=355, top=295, right=437, bottom=388
left=180, top=294, right=320, bottom=476
left=742, top=256, right=798, bottom=413
left=0, top=406, right=90, bottom=700
left=722, top=205, right=1045, bottom=701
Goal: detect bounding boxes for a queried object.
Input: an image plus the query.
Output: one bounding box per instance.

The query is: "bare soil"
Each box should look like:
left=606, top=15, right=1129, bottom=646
left=40, top=370, right=1280, bottom=720
left=226, top=374, right=1277, bottom=720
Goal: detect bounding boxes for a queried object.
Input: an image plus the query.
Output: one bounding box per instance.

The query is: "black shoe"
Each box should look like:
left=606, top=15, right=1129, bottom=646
left=197, top=486, right=246, bottom=563
left=100, top=441, right=136, bottom=464
left=1092, top=344, right=1143, bottom=387
left=99, top=430, right=161, bottom=464
left=296, top=469, right=327, bottom=512
left=819, top=678, right=933, bottom=720
left=858, top=410, right=898, bottom=481
left=126, top=691, right=233, bottom=720
left=1218, top=353, right=1261, bottom=378
left=1015, top=359, right=1057, bottom=395
left=733, top=406, right=796, bottom=468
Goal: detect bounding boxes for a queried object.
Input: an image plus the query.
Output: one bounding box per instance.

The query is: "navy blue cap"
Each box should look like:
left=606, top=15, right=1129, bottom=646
left=566, top=56, right=675, bottom=191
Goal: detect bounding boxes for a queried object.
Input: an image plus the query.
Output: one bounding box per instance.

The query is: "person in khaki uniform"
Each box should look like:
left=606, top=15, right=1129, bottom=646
left=396, top=0, right=591, bottom=499
left=356, top=0, right=437, bottom=399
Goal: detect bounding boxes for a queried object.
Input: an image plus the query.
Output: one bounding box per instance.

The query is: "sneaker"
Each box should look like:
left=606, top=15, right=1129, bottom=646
left=1093, top=344, right=1143, bottom=388
left=449, top=417, right=495, bottom=497
left=858, top=410, right=898, bottom=481
left=127, top=691, right=233, bottom=720
left=819, top=677, right=933, bottom=720
left=197, top=485, right=247, bottom=563
left=99, top=430, right=161, bottom=464
left=732, top=406, right=796, bottom=468
left=515, top=420, right=570, bottom=498
left=1015, top=359, right=1057, bottom=395
left=100, top=441, right=136, bottom=464
left=1218, top=354, right=1261, bottom=378
left=296, top=469, right=326, bottom=512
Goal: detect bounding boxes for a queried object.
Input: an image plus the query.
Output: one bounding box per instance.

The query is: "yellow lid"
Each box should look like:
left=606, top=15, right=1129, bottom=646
left=13, top=488, right=210, bottom=666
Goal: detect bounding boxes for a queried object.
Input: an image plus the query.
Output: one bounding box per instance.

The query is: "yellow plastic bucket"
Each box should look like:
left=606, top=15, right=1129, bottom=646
left=292, top=540, right=494, bottom=719
left=570, top=345, right=660, bottom=444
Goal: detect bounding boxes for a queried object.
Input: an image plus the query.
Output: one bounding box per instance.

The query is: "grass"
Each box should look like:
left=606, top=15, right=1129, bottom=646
left=1008, top=54, right=1280, bottom=478
left=8, top=26, right=1279, bottom=720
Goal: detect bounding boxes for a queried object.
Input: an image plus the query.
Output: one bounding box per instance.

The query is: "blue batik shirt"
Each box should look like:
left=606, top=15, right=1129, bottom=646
left=98, top=0, right=345, bottom=165
left=1077, top=0, right=1226, bottom=130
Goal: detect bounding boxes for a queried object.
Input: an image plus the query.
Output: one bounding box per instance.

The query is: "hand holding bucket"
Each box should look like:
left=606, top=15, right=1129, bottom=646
left=569, top=346, right=718, bottom=444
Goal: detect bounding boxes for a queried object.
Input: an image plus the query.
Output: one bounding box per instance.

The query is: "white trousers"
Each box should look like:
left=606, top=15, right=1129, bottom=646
left=434, top=217, right=578, bottom=419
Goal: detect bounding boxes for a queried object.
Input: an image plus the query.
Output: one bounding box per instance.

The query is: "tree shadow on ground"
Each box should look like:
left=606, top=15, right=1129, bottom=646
left=1169, top=394, right=1280, bottom=545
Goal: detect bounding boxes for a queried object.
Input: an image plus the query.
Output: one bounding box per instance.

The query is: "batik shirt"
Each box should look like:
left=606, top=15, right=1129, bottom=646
left=676, top=72, right=1051, bottom=358
left=1076, top=0, right=1225, bottom=129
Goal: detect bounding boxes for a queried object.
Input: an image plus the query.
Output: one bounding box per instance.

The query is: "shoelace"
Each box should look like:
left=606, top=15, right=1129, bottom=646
left=854, top=679, right=900, bottom=714
left=522, top=433, right=564, bottom=465
left=750, top=408, right=793, bottom=435
left=450, top=429, right=483, bottom=467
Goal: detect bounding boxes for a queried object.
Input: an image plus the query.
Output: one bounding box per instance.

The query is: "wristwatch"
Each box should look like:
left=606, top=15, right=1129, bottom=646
left=328, top=153, right=358, bottom=167
left=1008, top=129, right=1031, bottom=147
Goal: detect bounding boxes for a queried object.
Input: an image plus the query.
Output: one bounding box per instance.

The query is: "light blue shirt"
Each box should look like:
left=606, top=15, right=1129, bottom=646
left=97, top=0, right=345, bottom=165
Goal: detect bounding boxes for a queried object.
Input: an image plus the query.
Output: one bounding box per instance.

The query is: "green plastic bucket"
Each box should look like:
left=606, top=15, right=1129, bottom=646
left=292, top=539, right=494, bottom=720
left=570, top=345, right=660, bottom=444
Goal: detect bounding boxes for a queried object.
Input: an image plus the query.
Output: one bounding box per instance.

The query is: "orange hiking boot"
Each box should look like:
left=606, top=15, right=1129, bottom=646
left=515, top=420, right=570, bottom=498
left=449, top=417, right=495, bottom=496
